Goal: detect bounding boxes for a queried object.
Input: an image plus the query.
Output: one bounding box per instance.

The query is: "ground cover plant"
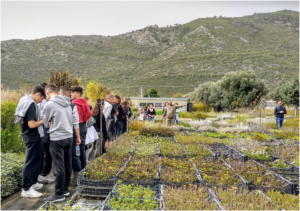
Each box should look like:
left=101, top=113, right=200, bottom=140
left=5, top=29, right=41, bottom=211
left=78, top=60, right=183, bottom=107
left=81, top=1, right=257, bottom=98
left=188, top=132, right=205, bottom=137
left=137, top=136, right=157, bottom=144
left=1, top=153, right=25, bottom=199
left=107, top=183, right=158, bottom=210
left=192, top=158, right=242, bottom=185
left=119, top=156, right=159, bottom=181
left=129, top=121, right=174, bottom=137
left=134, top=143, right=158, bottom=156
left=159, top=141, right=185, bottom=157
left=266, top=190, right=299, bottom=210
left=83, top=153, right=129, bottom=180
left=175, top=135, right=197, bottom=145
left=108, top=135, right=135, bottom=154
left=184, top=144, right=213, bottom=158
left=269, top=144, right=299, bottom=167
left=237, top=132, right=253, bottom=139
left=160, top=158, right=197, bottom=183
left=192, top=136, right=218, bottom=146
left=252, top=132, right=274, bottom=141
left=164, top=185, right=219, bottom=210
left=204, top=131, right=224, bottom=138
left=215, top=188, right=279, bottom=210
left=220, top=132, right=238, bottom=139
left=226, top=159, right=287, bottom=187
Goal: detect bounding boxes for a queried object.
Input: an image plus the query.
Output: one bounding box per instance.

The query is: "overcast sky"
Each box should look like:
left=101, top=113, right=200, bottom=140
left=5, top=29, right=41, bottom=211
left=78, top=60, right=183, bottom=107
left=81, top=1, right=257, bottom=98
left=1, top=1, right=299, bottom=41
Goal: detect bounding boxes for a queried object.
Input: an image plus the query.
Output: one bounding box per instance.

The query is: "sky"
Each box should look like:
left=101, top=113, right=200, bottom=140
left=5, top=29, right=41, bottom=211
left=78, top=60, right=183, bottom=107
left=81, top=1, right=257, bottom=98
left=1, top=1, right=299, bottom=41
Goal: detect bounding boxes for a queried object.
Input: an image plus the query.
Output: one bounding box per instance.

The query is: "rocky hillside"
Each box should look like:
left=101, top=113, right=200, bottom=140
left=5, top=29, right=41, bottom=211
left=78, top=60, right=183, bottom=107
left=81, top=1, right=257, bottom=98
left=1, top=10, right=299, bottom=97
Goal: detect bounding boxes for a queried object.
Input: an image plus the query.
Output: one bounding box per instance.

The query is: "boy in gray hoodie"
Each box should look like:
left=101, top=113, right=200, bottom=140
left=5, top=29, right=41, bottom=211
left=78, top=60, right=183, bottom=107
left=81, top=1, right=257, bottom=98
left=43, top=84, right=74, bottom=202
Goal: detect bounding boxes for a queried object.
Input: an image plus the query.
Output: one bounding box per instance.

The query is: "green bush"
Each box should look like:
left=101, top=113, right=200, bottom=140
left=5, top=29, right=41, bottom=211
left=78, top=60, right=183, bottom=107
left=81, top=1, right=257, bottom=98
left=155, top=110, right=164, bottom=115
left=193, top=102, right=212, bottom=112
left=1, top=153, right=25, bottom=199
left=1, top=101, right=25, bottom=153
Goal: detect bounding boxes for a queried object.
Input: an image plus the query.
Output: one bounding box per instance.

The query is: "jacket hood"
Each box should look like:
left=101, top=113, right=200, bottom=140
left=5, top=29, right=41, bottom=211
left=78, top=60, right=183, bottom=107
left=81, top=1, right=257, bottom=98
left=50, top=95, right=70, bottom=107
left=72, top=98, right=88, bottom=105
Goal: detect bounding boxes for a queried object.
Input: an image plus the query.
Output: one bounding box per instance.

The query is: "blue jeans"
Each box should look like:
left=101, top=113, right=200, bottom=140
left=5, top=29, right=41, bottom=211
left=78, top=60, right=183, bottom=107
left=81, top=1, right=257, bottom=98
left=148, top=116, right=155, bottom=123
left=116, top=121, right=123, bottom=136
left=276, top=117, right=284, bottom=130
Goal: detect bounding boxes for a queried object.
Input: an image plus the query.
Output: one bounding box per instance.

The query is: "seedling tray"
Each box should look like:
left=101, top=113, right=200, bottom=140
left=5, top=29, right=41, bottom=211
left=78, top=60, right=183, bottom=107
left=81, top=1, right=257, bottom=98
left=38, top=202, right=57, bottom=210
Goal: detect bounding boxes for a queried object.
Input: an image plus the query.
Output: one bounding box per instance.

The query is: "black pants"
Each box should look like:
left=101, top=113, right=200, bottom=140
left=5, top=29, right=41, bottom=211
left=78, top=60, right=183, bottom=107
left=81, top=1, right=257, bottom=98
left=49, top=138, right=72, bottom=195
left=22, top=138, right=42, bottom=191
left=40, top=137, right=52, bottom=176
left=72, top=123, right=87, bottom=172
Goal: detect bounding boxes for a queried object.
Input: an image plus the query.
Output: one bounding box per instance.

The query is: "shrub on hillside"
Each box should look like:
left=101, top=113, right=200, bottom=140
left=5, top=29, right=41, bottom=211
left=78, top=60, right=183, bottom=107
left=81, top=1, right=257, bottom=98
left=193, top=102, right=212, bottom=112
left=1, top=153, right=25, bottom=199
left=1, top=101, right=25, bottom=153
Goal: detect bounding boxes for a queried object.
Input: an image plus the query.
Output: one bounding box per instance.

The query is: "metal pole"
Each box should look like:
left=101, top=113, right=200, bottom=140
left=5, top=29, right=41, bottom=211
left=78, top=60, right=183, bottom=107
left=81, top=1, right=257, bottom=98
left=99, top=100, right=103, bottom=155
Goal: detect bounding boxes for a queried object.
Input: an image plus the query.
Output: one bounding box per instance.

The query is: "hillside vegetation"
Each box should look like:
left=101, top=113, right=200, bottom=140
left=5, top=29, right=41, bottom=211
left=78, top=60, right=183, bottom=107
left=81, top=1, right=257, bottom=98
left=1, top=10, right=299, bottom=96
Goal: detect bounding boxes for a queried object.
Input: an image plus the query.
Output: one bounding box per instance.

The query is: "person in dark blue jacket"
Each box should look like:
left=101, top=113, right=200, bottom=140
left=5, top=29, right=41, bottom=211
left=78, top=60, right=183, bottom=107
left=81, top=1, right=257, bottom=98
left=274, top=100, right=287, bottom=130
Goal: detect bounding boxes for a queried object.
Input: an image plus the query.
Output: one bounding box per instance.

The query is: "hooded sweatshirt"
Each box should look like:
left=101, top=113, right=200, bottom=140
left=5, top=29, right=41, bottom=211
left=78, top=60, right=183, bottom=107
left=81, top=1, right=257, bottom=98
left=43, top=95, right=73, bottom=141
left=72, top=98, right=92, bottom=123
left=14, top=93, right=44, bottom=137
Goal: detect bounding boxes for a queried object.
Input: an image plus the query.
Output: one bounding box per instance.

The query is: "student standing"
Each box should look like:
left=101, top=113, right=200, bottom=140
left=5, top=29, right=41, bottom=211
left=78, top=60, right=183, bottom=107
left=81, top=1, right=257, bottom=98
left=274, top=100, right=287, bottom=130
left=162, top=102, right=169, bottom=124
left=70, top=86, right=92, bottom=170
left=147, top=104, right=156, bottom=123
left=60, top=86, right=81, bottom=175
left=15, top=86, right=45, bottom=198
left=103, top=94, right=115, bottom=141
left=114, top=95, right=125, bottom=135
left=43, top=84, right=74, bottom=202
left=165, top=101, right=186, bottom=126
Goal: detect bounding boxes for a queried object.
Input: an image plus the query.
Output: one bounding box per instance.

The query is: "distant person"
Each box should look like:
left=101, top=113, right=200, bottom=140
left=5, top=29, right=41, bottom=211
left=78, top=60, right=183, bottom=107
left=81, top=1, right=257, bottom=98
left=121, top=101, right=129, bottom=133
left=174, top=103, right=180, bottom=124
left=43, top=84, right=73, bottom=202
left=60, top=86, right=81, bottom=178
left=162, top=102, right=169, bottom=124
left=37, top=82, right=55, bottom=184
left=84, top=97, right=93, bottom=110
left=70, top=86, right=92, bottom=171
left=140, top=106, right=147, bottom=122
left=15, top=86, right=45, bottom=198
left=103, top=94, right=115, bottom=141
left=165, top=101, right=186, bottom=126
left=274, top=100, right=287, bottom=130
left=147, top=104, right=156, bottom=123
left=114, top=95, right=125, bottom=135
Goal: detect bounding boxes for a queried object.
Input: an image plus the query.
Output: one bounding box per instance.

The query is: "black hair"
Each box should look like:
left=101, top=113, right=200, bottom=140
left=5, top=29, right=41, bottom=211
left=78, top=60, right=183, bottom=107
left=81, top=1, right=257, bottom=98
left=32, top=85, right=46, bottom=97
left=40, top=82, right=48, bottom=88
left=70, top=86, right=83, bottom=96
left=114, top=95, right=121, bottom=100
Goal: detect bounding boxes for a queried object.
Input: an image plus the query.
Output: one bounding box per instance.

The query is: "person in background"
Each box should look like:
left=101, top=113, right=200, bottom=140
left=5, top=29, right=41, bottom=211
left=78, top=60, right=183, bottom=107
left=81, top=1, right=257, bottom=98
left=60, top=86, right=81, bottom=179
left=121, top=101, right=129, bottom=133
left=70, top=86, right=92, bottom=171
left=103, top=94, right=115, bottom=142
left=174, top=103, right=180, bottom=124
left=162, top=102, right=169, bottom=124
left=147, top=104, right=156, bottom=123
left=38, top=82, right=55, bottom=184
left=84, top=97, right=92, bottom=110
left=43, top=84, right=73, bottom=202
left=15, top=86, right=45, bottom=198
left=165, top=101, right=186, bottom=126
left=274, top=100, right=287, bottom=130
left=140, top=106, right=147, bottom=122
left=114, top=95, right=125, bottom=135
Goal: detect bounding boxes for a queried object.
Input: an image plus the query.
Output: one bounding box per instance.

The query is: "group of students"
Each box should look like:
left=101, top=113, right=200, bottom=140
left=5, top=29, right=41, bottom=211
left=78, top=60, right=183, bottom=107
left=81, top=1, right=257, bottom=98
left=139, top=101, right=186, bottom=126
left=14, top=83, right=130, bottom=203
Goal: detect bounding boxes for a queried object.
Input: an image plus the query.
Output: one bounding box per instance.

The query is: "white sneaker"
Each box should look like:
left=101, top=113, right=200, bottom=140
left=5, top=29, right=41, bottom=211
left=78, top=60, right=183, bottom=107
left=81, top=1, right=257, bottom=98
left=38, top=175, right=55, bottom=183
left=32, top=182, right=43, bottom=190
left=21, top=187, right=42, bottom=198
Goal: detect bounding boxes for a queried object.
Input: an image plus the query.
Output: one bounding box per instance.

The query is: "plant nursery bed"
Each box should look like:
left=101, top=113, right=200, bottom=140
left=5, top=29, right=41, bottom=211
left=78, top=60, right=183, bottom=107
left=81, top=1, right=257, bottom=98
left=100, top=183, right=163, bottom=210
left=265, top=189, right=300, bottom=210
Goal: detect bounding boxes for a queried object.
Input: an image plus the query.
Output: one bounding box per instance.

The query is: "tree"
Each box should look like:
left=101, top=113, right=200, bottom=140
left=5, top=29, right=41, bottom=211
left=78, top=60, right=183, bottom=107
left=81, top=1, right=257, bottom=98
left=86, top=82, right=110, bottom=104
left=144, top=89, right=160, bottom=97
left=172, top=93, right=183, bottom=98
left=49, top=71, right=80, bottom=89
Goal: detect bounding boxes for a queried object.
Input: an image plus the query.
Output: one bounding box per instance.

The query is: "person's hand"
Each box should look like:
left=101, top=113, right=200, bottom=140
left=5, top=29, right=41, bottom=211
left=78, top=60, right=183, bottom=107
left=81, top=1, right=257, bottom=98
left=280, top=111, right=284, bottom=113
left=76, top=137, right=81, bottom=145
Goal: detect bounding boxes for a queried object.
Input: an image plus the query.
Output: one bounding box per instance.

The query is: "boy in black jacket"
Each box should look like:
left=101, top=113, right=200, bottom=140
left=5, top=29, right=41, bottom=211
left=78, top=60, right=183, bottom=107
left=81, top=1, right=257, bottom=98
left=274, top=100, right=287, bottom=130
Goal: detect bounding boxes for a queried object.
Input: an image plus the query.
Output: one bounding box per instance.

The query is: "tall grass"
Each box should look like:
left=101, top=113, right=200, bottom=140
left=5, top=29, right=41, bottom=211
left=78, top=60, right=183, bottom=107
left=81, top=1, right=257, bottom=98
left=1, top=88, right=22, bottom=103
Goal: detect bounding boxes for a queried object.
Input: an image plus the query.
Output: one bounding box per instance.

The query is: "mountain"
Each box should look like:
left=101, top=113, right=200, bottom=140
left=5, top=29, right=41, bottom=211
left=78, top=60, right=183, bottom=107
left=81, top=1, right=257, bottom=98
left=1, top=10, right=299, bottom=97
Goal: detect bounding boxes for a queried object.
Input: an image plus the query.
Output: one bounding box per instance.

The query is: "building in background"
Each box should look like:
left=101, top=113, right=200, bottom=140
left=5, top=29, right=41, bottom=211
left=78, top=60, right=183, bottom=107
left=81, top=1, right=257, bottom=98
left=127, top=97, right=188, bottom=112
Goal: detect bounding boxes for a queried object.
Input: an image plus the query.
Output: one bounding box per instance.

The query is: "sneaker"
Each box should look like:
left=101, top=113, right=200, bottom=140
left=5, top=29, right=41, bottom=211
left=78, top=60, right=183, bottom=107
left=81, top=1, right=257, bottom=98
left=64, top=189, right=70, bottom=197
left=21, top=187, right=42, bottom=198
left=44, top=194, right=65, bottom=202
left=32, top=182, right=43, bottom=190
left=38, top=175, right=55, bottom=184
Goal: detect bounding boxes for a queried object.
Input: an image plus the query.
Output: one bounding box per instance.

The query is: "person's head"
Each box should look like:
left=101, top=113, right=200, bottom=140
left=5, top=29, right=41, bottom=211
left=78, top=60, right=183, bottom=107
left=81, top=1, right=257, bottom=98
left=44, top=84, right=58, bottom=100
left=60, top=85, right=70, bottom=97
left=278, top=100, right=283, bottom=106
left=164, top=102, right=169, bottom=106
left=91, top=99, right=104, bottom=116
left=143, top=106, right=147, bottom=110
left=149, top=104, right=153, bottom=109
left=31, top=85, right=46, bottom=103
left=168, top=101, right=172, bottom=106
left=106, top=94, right=114, bottom=103
left=175, top=103, right=178, bottom=106
left=114, top=95, right=121, bottom=104
left=121, top=101, right=128, bottom=111
left=70, top=86, right=83, bottom=100
left=40, top=82, right=48, bottom=88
